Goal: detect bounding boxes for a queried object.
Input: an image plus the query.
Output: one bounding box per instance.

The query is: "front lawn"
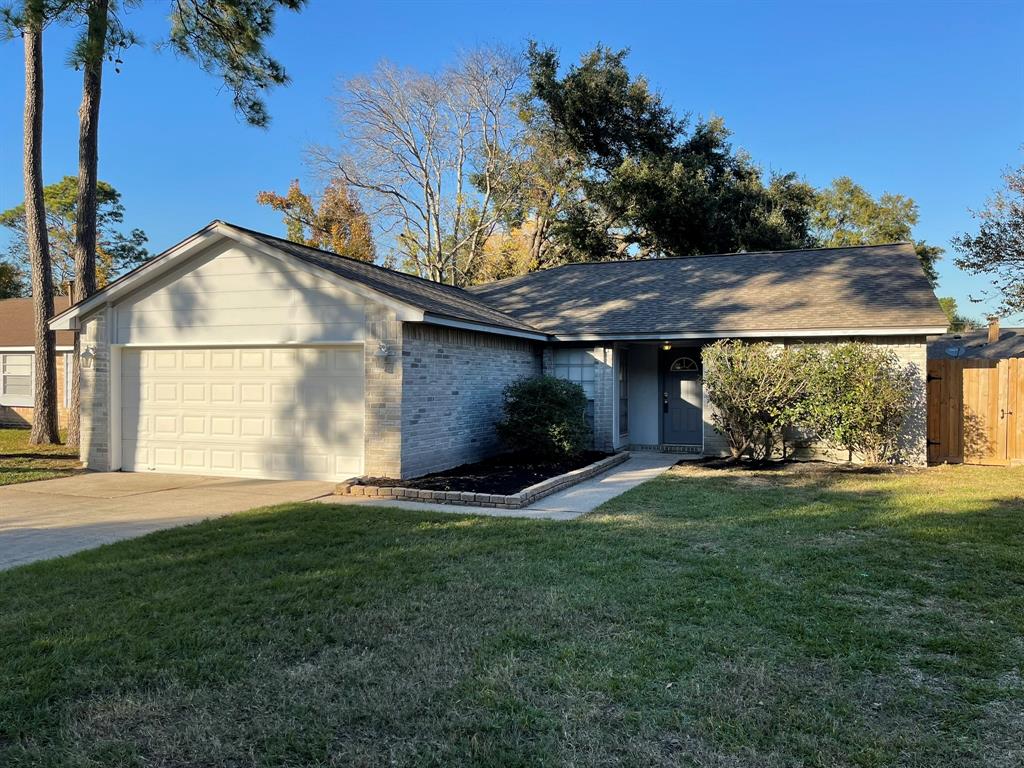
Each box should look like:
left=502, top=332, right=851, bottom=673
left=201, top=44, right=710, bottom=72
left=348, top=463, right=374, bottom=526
left=1, top=463, right=1021, bottom=766
left=0, top=427, right=80, bottom=486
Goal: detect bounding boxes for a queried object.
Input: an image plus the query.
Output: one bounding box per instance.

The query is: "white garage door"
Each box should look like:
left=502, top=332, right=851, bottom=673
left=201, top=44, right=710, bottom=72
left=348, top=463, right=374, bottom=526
left=121, top=346, right=364, bottom=480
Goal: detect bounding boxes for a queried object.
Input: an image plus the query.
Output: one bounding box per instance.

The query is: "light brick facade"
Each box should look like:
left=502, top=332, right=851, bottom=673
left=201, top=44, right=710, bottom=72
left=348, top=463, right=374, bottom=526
left=399, top=324, right=542, bottom=478
left=79, top=311, right=110, bottom=470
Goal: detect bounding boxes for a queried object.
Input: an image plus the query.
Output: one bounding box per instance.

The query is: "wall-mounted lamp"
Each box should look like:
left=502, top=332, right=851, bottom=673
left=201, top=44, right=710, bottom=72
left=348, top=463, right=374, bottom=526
left=81, top=345, right=97, bottom=369
left=374, top=341, right=391, bottom=358
left=661, top=342, right=672, bottom=351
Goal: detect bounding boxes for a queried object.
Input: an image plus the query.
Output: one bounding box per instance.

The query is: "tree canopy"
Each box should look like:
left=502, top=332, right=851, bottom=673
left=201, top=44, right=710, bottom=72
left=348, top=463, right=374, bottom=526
left=952, top=162, right=1024, bottom=314
left=0, top=176, right=148, bottom=296
left=257, top=179, right=376, bottom=262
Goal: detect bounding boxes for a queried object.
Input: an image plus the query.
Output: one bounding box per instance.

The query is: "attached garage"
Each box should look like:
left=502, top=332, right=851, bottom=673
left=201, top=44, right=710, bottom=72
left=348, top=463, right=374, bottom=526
left=48, top=220, right=549, bottom=481
left=120, top=346, right=364, bottom=480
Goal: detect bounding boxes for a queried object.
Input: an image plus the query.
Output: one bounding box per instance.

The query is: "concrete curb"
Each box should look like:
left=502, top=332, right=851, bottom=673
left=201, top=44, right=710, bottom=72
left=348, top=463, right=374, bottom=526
left=335, top=452, right=630, bottom=509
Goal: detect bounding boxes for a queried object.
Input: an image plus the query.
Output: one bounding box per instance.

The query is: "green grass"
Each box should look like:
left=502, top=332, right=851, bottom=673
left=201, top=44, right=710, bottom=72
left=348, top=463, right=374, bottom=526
left=1, top=462, right=1022, bottom=767
left=0, top=427, right=80, bottom=486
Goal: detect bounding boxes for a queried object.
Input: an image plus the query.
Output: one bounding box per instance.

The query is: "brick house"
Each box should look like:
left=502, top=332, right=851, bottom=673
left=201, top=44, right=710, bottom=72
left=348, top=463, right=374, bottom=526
left=0, top=296, right=73, bottom=428
left=47, top=221, right=947, bottom=481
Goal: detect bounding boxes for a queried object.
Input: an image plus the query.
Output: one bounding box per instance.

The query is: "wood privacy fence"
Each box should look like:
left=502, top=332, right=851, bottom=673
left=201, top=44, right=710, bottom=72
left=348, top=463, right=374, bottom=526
left=927, top=358, right=1024, bottom=465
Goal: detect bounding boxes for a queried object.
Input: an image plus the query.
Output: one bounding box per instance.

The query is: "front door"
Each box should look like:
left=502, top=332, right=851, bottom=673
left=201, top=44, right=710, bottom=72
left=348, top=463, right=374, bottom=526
left=662, top=350, right=703, bottom=445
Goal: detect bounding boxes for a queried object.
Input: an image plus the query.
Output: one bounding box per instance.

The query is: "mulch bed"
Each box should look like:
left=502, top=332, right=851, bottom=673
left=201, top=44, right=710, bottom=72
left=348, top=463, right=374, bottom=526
left=688, top=456, right=917, bottom=475
left=360, top=451, right=611, bottom=496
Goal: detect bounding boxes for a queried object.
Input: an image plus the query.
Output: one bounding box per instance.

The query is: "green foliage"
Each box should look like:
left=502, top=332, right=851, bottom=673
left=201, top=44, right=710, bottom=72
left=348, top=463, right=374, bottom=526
left=524, top=44, right=816, bottom=261
left=952, top=162, right=1024, bottom=314
left=0, top=262, right=24, bottom=299
left=0, top=175, right=148, bottom=295
left=812, top=176, right=943, bottom=285
left=938, top=296, right=982, bottom=332
left=701, top=341, right=813, bottom=462
left=166, top=0, right=306, bottom=128
left=801, top=343, right=917, bottom=463
left=495, top=375, right=591, bottom=460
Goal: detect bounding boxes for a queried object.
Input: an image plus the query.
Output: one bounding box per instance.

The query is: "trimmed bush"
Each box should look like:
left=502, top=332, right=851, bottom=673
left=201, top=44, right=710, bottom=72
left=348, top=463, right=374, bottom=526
left=801, top=343, right=916, bottom=463
left=702, top=340, right=812, bottom=462
left=495, top=375, right=591, bottom=460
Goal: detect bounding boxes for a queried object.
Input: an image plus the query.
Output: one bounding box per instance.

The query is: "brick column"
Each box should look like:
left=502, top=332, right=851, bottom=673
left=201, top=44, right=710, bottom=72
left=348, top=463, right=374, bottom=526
left=363, top=307, right=403, bottom=477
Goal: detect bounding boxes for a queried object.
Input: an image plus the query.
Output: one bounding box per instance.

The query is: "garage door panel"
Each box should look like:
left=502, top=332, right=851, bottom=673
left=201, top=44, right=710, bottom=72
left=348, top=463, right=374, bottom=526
left=121, top=346, right=364, bottom=480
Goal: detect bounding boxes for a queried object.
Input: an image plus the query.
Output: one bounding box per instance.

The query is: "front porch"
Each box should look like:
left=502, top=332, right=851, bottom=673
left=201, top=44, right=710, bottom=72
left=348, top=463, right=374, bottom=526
left=545, top=342, right=725, bottom=458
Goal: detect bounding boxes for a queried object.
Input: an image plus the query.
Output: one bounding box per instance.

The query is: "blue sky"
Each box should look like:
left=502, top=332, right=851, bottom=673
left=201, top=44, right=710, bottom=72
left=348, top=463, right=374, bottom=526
left=1, top=0, right=1022, bottom=321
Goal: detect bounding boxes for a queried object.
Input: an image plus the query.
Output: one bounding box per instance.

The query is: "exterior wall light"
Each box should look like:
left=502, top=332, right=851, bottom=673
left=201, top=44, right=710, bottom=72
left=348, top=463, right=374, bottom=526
left=374, top=341, right=390, bottom=358
left=661, top=342, right=672, bottom=351
left=81, top=345, right=97, bottom=369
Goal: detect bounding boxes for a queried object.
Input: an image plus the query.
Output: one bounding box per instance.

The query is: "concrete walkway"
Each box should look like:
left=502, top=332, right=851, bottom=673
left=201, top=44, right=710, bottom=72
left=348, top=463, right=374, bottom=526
left=317, top=452, right=682, bottom=520
left=0, top=473, right=334, bottom=570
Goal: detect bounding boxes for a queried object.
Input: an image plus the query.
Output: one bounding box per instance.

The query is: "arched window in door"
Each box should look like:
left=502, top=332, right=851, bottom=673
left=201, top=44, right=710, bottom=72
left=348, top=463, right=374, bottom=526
left=669, top=356, right=699, bottom=372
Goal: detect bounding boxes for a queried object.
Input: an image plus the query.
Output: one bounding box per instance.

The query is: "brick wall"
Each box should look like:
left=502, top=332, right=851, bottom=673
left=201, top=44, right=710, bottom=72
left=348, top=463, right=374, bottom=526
left=399, top=324, right=542, bottom=478
left=363, top=307, right=403, bottom=477
left=79, top=311, right=110, bottom=470
left=0, top=352, right=70, bottom=428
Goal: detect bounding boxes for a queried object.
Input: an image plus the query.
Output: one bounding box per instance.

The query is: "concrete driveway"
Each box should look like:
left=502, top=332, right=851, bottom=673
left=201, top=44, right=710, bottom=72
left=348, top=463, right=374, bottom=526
left=0, top=472, right=334, bottom=571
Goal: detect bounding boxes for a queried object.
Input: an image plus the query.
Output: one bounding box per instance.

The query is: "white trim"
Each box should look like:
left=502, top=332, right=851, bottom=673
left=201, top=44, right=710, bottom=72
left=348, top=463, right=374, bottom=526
left=110, top=342, right=122, bottom=471
left=553, top=326, right=947, bottom=341
left=420, top=313, right=550, bottom=341
left=48, top=222, right=427, bottom=330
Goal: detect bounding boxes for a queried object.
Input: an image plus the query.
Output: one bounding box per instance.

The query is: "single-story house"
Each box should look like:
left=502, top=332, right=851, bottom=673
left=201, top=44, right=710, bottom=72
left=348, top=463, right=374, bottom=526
left=928, top=319, right=1024, bottom=361
left=48, top=221, right=947, bottom=480
left=0, top=296, right=74, bottom=428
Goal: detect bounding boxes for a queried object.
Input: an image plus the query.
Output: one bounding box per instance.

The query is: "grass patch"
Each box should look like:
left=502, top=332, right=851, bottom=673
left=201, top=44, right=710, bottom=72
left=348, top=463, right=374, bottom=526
left=0, top=428, right=80, bottom=486
left=1, top=462, right=1022, bottom=766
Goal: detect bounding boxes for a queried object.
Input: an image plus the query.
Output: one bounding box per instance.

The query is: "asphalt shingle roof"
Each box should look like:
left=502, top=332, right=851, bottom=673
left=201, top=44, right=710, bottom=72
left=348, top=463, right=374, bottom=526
left=225, top=223, right=541, bottom=335
left=928, top=328, right=1024, bottom=360
left=0, top=296, right=74, bottom=347
left=467, top=243, right=947, bottom=336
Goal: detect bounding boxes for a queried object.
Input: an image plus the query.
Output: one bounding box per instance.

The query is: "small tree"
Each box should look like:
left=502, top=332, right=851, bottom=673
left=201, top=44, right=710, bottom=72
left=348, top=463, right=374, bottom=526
left=495, top=375, right=590, bottom=460
left=801, top=344, right=915, bottom=463
left=702, top=340, right=811, bottom=462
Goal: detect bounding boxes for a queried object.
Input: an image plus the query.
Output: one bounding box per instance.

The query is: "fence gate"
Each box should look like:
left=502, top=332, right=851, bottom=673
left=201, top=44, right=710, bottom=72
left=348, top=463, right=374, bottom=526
left=927, top=358, right=1023, bottom=465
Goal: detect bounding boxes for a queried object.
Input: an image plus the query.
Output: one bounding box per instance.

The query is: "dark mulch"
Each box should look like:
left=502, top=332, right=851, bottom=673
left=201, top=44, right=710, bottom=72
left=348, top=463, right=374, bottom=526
left=689, top=456, right=917, bottom=475
left=360, top=450, right=611, bottom=495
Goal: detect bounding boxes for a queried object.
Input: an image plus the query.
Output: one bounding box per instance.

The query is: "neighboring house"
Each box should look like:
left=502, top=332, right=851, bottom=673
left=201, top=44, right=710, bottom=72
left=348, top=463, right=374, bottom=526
left=0, top=296, right=73, bottom=428
left=928, top=319, right=1024, bottom=361
left=49, top=221, right=947, bottom=481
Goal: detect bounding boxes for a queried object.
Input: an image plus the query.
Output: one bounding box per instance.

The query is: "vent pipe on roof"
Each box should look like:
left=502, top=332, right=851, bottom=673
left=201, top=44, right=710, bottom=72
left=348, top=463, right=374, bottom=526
left=988, top=316, right=1000, bottom=344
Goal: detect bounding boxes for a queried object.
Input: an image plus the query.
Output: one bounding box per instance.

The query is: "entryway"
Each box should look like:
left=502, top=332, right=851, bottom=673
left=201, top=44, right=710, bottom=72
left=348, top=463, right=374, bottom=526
left=661, top=348, right=703, bottom=446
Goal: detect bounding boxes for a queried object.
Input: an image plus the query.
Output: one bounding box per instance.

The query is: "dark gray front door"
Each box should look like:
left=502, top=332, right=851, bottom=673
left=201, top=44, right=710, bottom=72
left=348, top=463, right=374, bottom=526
left=662, top=351, right=703, bottom=445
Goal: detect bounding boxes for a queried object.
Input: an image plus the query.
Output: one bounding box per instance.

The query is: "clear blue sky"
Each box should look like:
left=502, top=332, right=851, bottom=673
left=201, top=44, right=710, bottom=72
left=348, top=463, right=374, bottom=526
left=2, top=0, right=1022, bottom=321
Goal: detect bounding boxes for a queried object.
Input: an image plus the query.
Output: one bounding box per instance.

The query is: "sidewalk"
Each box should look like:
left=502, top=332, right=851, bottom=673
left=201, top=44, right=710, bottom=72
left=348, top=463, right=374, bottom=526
left=316, top=452, right=683, bottom=520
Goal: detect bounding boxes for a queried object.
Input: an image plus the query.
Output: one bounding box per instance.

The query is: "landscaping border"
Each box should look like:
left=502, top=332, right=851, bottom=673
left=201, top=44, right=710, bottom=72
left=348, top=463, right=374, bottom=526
left=335, top=451, right=630, bottom=509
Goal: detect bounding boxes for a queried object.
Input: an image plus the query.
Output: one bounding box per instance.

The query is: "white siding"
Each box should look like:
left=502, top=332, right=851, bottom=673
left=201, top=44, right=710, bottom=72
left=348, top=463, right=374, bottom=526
left=113, top=242, right=369, bottom=345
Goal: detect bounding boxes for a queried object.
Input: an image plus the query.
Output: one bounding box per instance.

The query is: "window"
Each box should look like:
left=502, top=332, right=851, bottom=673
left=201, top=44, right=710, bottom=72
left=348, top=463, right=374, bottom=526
left=1, top=353, right=33, bottom=407
left=553, top=348, right=595, bottom=423
left=618, top=350, right=629, bottom=435
left=669, top=356, right=699, bottom=372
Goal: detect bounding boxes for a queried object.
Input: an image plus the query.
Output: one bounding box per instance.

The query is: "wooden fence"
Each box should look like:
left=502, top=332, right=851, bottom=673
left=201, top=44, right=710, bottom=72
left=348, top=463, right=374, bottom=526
left=927, top=358, right=1024, bottom=465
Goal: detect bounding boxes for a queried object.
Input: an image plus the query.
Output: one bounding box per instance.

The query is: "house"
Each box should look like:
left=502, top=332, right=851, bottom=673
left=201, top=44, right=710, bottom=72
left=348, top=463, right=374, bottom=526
left=926, top=318, right=1024, bottom=465
left=0, top=296, right=74, bottom=428
left=48, top=221, right=948, bottom=481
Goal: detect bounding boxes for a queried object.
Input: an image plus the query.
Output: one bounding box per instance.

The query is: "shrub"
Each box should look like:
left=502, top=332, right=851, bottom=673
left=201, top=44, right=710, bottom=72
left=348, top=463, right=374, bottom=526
left=495, top=375, right=591, bottom=460
left=702, top=340, right=812, bottom=462
left=800, top=343, right=916, bottom=463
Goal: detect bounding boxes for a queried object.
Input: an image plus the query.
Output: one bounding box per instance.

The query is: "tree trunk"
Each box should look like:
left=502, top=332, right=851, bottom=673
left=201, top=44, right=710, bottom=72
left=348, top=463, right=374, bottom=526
left=67, top=0, right=109, bottom=449
left=23, top=20, right=59, bottom=445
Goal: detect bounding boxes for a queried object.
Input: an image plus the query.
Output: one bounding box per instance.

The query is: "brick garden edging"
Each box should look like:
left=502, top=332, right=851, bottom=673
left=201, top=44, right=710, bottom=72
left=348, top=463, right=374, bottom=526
left=335, top=451, right=630, bottom=509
